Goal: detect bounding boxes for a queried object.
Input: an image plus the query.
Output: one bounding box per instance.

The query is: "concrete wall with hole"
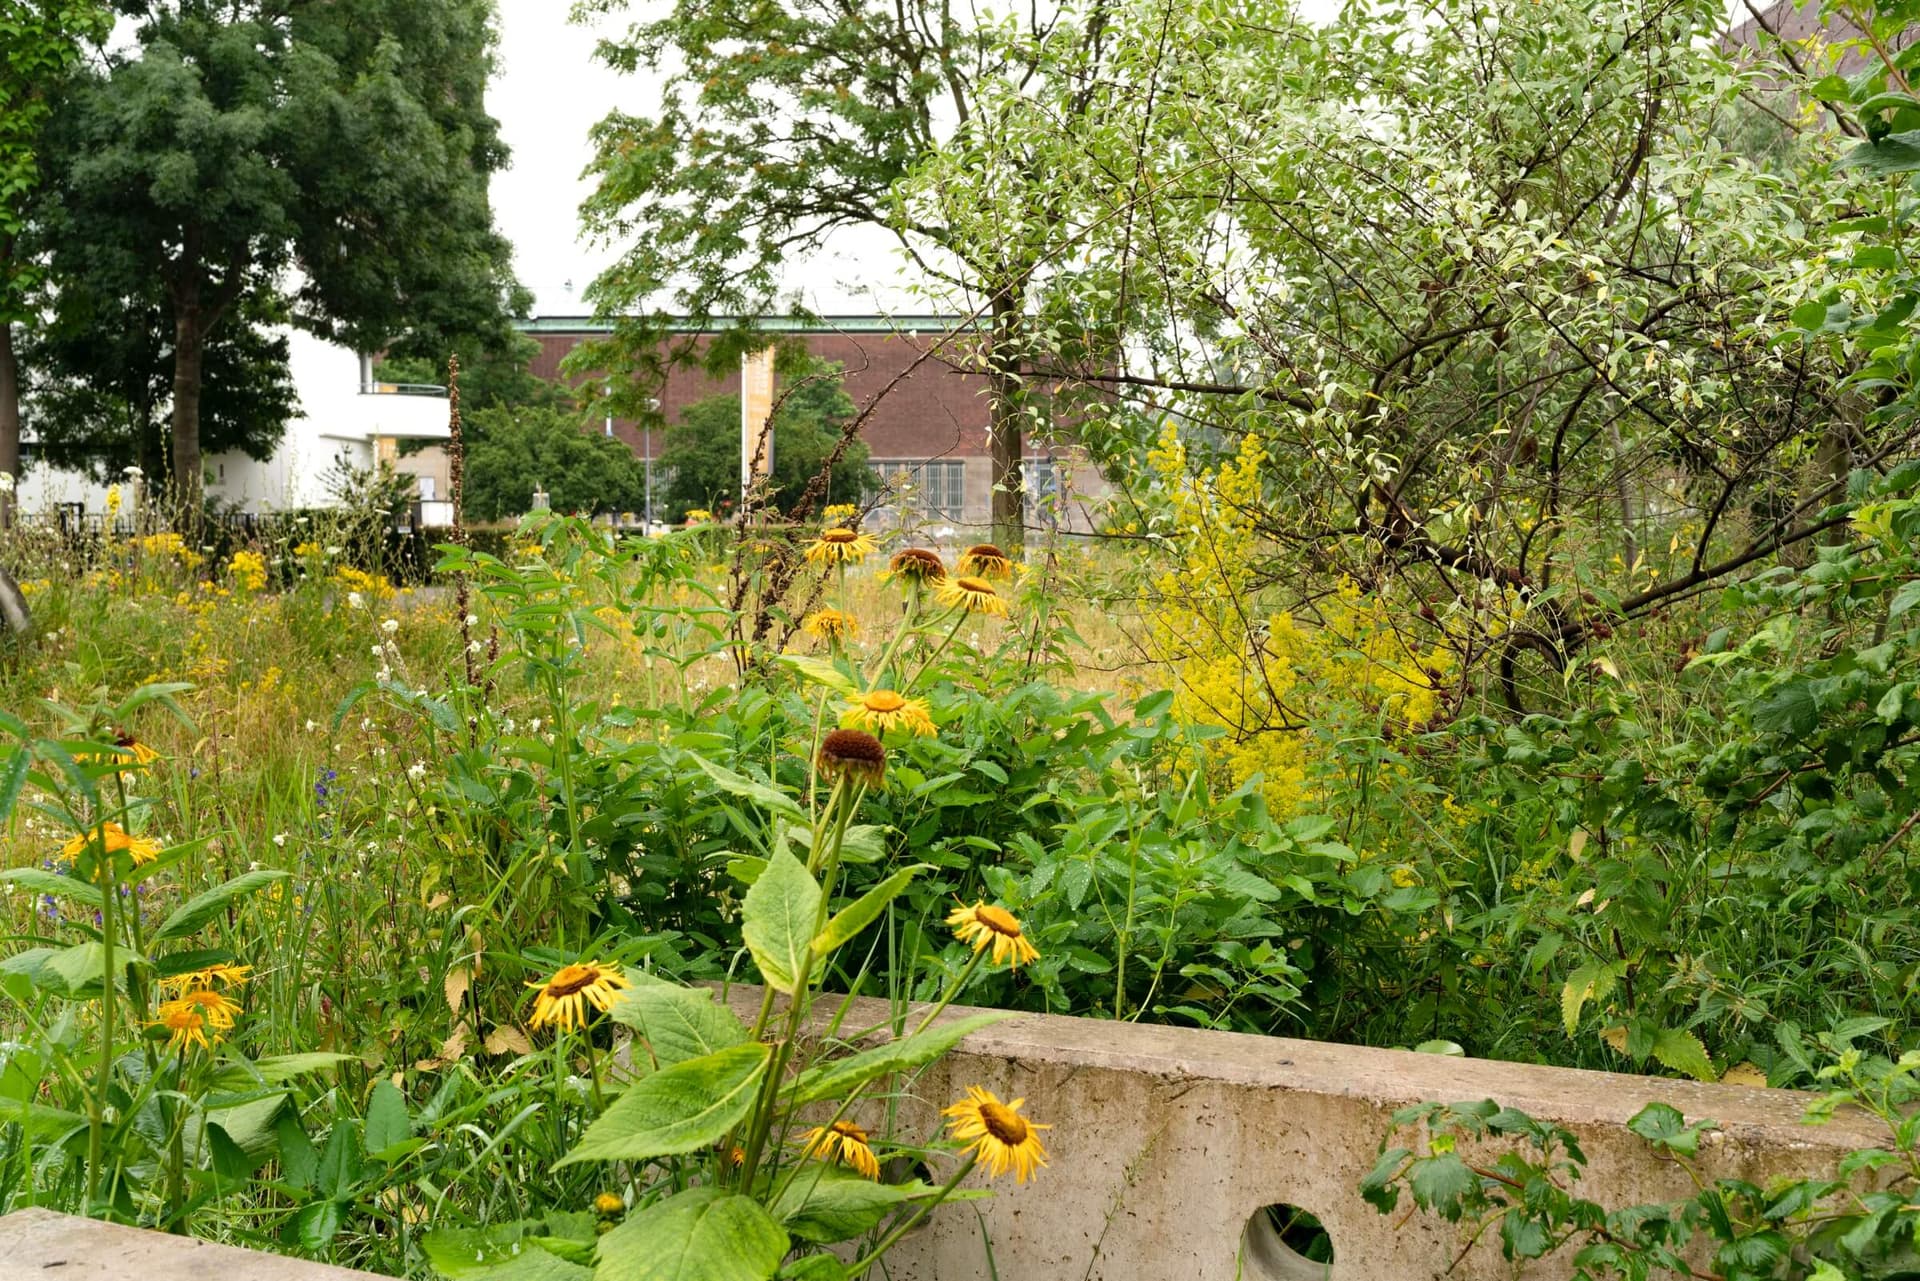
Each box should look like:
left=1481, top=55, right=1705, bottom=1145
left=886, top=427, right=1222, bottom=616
left=719, top=991, right=1887, bottom=1280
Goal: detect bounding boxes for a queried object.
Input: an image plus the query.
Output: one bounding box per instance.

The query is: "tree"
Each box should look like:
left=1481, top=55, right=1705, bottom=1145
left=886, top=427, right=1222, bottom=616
left=376, top=331, right=570, bottom=425
left=657, top=362, right=875, bottom=523
left=23, top=283, right=296, bottom=481
left=0, top=0, right=110, bottom=507
left=462, top=405, right=649, bottom=523
left=572, top=0, right=1114, bottom=547
left=46, top=0, right=521, bottom=517
left=905, top=0, right=1879, bottom=708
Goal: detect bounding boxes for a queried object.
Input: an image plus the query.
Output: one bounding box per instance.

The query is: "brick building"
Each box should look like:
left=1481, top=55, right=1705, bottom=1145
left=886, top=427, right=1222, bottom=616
left=517, top=314, right=1108, bottom=533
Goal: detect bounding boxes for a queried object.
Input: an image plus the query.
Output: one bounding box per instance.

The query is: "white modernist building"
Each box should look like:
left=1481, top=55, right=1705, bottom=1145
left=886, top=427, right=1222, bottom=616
left=14, top=329, right=451, bottom=516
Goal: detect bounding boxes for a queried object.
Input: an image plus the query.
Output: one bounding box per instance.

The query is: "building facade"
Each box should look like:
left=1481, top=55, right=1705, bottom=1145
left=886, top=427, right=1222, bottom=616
left=518, top=315, right=1110, bottom=535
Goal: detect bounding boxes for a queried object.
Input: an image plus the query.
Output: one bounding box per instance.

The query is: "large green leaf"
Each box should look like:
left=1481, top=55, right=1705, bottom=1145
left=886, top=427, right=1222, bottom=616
left=770, top=1168, right=940, bottom=1244
left=423, top=1226, right=594, bottom=1281
left=155, top=870, right=290, bottom=942
left=608, top=983, right=746, bottom=1073
left=690, top=754, right=804, bottom=821
left=0, top=867, right=101, bottom=908
left=789, top=1011, right=1009, bottom=1107
left=741, top=850, right=820, bottom=994
left=364, top=1079, right=412, bottom=1155
left=559, top=1042, right=770, bottom=1167
left=1652, top=1027, right=1718, bottom=1083
left=594, top=1187, right=787, bottom=1281
left=811, top=866, right=923, bottom=959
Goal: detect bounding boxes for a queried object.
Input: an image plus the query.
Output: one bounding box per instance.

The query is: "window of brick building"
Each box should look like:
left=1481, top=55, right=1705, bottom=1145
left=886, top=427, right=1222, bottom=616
left=876, top=459, right=965, bottom=522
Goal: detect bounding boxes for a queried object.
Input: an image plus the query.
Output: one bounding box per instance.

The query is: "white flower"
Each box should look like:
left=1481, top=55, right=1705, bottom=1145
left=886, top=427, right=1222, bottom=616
left=467, top=640, right=483, bottom=654
left=348, top=591, right=365, bottom=609
left=407, top=762, right=426, bottom=780
left=370, top=645, right=384, bottom=658
left=381, top=618, right=399, bottom=635
left=360, top=717, right=373, bottom=731
left=304, top=719, right=319, bottom=733
left=0, top=472, right=13, bottom=495
left=325, top=545, right=342, bottom=555
left=529, top=718, right=542, bottom=733
left=272, top=833, right=287, bottom=847
left=465, top=614, right=479, bottom=627
left=123, top=465, right=143, bottom=479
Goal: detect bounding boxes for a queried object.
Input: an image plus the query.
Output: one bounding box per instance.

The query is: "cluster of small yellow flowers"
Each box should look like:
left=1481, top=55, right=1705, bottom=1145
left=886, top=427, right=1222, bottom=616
left=330, top=566, right=397, bottom=603
left=151, top=962, right=250, bottom=1055
left=132, top=531, right=205, bottom=569
left=684, top=508, right=714, bottom=524
left=822, top=503, right=859, bottom=524
left=803, top=608, right=857, bottom=641
left=229, top=549, right=269, bottom=592
left=525, top=961, right=632, bottom=1032
left=292, top=540, right=329, bottom=559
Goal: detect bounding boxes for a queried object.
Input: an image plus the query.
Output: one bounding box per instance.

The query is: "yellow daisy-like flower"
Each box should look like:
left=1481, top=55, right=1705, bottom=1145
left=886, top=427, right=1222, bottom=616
left=802, top=1120, right=880, bottom=1180
left=956, top=544, right=1013, bottom=579
left=78, top=730, right=160, bottom=768
left=803, top=527, right=878, bottom=566
left=817, top=729, right=886, bottom=786
left=946, top=902, right=1040, bottom=969
left=152, top=998, right=220, bottom=1055
left=684, top=508, right=713, bottom=524
left=175, top=986, right=243, bottom=1031
left=822, top=503, right=859, bottom=524
left=883, top=547, right=947, bottom=585
left=159, top=962, right=253, bottom=995
left=593, top=1192, right=625, bottom=1216
left=61, top=821, right=163, bottom=866
left=525, top=961, right=632, bottom=1032
left=935, top=575, right=1007, bottom=617
left=803, top=609, right=858, bottom=641
left=943, top=1086, right=1050, bottom=1183
left=842, top=689, right=935, bottom=737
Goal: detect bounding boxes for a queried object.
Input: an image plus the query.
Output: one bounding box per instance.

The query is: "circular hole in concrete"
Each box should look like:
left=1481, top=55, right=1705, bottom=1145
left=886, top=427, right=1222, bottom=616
left=1240, top=1203, right=1335, bottom=1279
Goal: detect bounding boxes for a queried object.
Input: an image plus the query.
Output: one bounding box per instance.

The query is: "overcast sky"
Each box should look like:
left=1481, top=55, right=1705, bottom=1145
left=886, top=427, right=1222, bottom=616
left=490, top=0, right=919, bottom=319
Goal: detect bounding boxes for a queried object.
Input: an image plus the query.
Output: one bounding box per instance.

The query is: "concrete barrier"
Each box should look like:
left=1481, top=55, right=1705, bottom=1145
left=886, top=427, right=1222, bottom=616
left=0, top=1206, right=386, bottom=1279
left=718, top=988, right=1890, bottom=1280
left=0, top=998, right=1890, bottom=1281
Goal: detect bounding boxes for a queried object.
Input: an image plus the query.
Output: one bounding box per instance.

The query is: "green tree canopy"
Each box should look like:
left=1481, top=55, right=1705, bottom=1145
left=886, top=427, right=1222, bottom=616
left=462, top=404, right=650, bottom=523
left=43, top=0, right=522, bottom=514
left=658, top=362, right=875, bottom=522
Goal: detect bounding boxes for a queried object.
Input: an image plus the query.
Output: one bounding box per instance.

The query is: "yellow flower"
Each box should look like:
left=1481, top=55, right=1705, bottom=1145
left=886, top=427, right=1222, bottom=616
left=802, top=1120, right=880, bottom=1180
left=842, top=689, right=935, bottom=737
left=946, top=902, right=1040, bottom=969
left=804, top=528, right=877, bottom=566
left=228, top=549, right=268, bottom=592
left=803, top=609, right=857, bottom=641
left=78, top=729, right=160, bottom=768
left=525, top=962, right=632, bottom=1032
left=152, top=998, right=219, bottom=1054
left=816, top=729, right=886, bottom=786
left=593, top=1192, right=625, bottom=1216
left=936, top=575, right=1007, bottom=617
left=61, top=822, right=162, bottom=866
left=956, top=544, right=1013, bottom=579
left=822, top=503, right=858, bottom=524
left=884, top=547, right=947, bottom=585
left=175, top=986, right=243, bottom=1031
left=684, top=508, right=714, bottom=524
left=943, top=1086, right=1049, bottom=1183
left=159, top=963, right=252, bottom=996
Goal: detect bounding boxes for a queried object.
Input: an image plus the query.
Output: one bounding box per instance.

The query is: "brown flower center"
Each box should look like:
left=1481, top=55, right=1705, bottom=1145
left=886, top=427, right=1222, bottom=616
left=976, top=905, right=1021, bottom=937
left=979, top=1100, right=1029, bottom=1145
left=892, top=548, right=946, bottom=578
left=864, top=691, right=907, bottom=712
left=545, top=964, right=600, bottom=998
left=830, top=1120, right=868, bottom=1143
left=966, top=544, right=1006, bottom=560
left=821, top=728, right=886, bottom=765
left=823, top=528, right=858, bottom=543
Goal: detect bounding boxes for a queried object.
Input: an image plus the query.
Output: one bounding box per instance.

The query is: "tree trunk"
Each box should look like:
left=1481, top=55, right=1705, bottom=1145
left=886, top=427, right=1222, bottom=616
left=0, top=318, right=19, bottom=531
left=987, top=285, right=1023, bottom=551
left=170, top=305, right=206, bottom=525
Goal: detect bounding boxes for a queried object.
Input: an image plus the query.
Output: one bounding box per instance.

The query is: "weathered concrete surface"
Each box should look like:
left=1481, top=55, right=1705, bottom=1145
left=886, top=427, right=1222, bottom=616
left=0, top=1207, right=387, bottom=1280
left=722, top=987, right=1889, bottom=1280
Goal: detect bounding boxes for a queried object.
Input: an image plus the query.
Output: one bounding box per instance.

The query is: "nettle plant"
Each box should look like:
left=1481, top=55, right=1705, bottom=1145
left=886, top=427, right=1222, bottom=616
left=417, top=529, right=1057, bottom=1279
left=0, top=683, right=335, bottom=1224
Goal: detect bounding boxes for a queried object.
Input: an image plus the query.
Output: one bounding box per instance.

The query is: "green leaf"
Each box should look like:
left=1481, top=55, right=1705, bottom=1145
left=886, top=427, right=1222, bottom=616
left=215, top=1052, right=358, bottom=1089
left=1837, top=131, right=1920, bottom=176
left=1751, top=680, right=1818, bottom=737
left=790, top=1011, right=1010, bottom=1107
left=690, top=754, right=804, bottom=821
left=315, top=1119, right=363, bottom=1199
left=286, top=1200, right=343, bottom=1252
left=741, top=850, right=820, bottom=994
left=608, top=983, right=747, bottom=1072
left=1408, top=1153, right=1475, bottom=1214
left=0, top=748, right=31, bottom=826
left=777, top=653, right=858, bottom=695
left=44, top=941, right=111, bottom=994
left=594, top=1187, right=787, bottom=1281
left=0, top=867, right=101, bottom=907
left=423, top=1227, right=594, bottom=1281
left=812, top=865, right=922, bottom=958
left=276, top=1112, right=317, bottom=1190
left=559, top=1042, right=771, bottom=1167
left=1651, top=1027, right=1718, bottom=1082
left=154, top=870, right=290, bottom=942
left=364, top=1079, right=411, bottom=1156
left=1560, top=961, right=1619, bottom=1036
left=1891, top=581, right=1920, bottom=618
left=770, top=1168, right=938, bottom=1244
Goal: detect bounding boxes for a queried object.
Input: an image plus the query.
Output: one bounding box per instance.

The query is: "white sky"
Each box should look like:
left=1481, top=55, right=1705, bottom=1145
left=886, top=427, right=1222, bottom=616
left=490, top=0, right=920, bottom=318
